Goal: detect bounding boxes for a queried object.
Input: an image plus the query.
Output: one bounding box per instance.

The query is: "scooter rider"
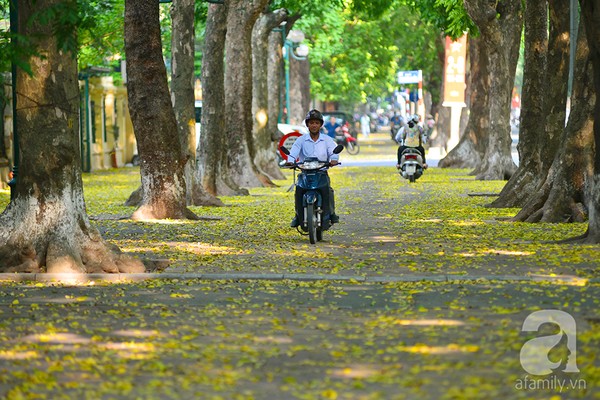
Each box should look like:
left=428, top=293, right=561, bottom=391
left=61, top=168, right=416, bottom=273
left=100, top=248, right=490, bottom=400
left=395, top=114, right=427, bottom=169
left=286, top=109, right=340, bottom=227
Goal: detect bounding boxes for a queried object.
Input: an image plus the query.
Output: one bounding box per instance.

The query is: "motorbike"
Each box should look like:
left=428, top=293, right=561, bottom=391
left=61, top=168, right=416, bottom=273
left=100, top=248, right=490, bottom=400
left=398, top=147, right=424, bottom=183
left=335, top=124, right=360, bottom=155
left=280, top=145, right=344, bottom=244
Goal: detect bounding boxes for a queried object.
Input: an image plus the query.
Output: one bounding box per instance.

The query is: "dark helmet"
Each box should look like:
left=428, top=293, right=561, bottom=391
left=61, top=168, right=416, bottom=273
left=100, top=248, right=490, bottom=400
left=305, top=109, right=324, bottom=125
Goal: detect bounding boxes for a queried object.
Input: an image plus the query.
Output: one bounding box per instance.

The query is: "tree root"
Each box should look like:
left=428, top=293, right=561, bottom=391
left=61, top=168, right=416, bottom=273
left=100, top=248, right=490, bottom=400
left=0, top=233, right=146, bottom=274
left=487, top=165, right=538, bottom=208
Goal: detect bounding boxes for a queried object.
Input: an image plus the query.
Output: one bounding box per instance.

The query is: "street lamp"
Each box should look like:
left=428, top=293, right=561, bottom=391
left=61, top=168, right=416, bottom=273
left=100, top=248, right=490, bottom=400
left=278, top=27, right=309, bottom=124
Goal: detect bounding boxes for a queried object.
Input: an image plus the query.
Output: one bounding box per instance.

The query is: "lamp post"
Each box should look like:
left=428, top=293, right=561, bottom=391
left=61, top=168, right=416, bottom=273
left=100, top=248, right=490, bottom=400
left=278, top=28, right=309, bottom=124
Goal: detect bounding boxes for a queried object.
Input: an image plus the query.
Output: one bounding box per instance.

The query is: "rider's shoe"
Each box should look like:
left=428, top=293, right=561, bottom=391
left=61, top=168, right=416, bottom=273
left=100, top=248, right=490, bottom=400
left=395, top=164, right=401, bottom=169
left=423, top=163, right=428, bottom=169
left=330, top=213, right=340, bottom=224
left=290, top=216, right=300, bottom=228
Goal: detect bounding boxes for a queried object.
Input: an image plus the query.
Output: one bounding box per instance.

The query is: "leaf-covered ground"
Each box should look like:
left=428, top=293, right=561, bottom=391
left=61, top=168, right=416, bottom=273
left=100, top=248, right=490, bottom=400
left=4, top=138, right=591, bottom=278
left=0, top=135, right=598, bottom=398
left=0, top=280, right=598, bottom=399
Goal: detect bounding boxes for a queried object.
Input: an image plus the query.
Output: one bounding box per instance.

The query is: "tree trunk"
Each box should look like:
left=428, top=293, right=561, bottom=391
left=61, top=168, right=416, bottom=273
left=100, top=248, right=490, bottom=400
left=489, top=0, right=548, bottom=207
left=225, top=0, right=273, bottom=190
left=267, top=30, right=283, bottom=140
left=0, top=74, right=7, bottom=162
left=429, top=34, right=449, bottom=149
left=124, top=0, right=196, bottom=220
left=171, top=0, right=223, bottom=206
left=289, top=56, right=303, bottom=125
left=513, top=26, right=594, bottom=223
left=538, top=1, right=571, bottom=172
left=464, top=0, right=522, bottom=180
left=438, top=36, right=487, bottom=169
left=0, top=0, right=144, bottom=274
left=198, top=2, right=238, bottom=196
left=289, top=53, right=311, bottom=125
left=252, top=8, right=287, bottom=181
left=578, top=0, right=600, bottom=243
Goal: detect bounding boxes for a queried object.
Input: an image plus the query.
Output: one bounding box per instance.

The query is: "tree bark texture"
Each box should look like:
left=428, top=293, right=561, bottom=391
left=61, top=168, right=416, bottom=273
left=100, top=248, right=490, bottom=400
left=489, top=0, right=548, bottom=207
left=125, top=0, right=195, bottom=220
left=198, top=2, right=242, bottom=196
left=579, top=0, right=600, bottom=242
left=252, top=9, right=287, bottom=181
left=429, top=35, right=450, bottom=149
left=464, top=0, right=522, bottom=180
left=171, top=0, right=223, bottom=206
left=225, top=0, right=273, bottom=190
left=0, top=74, right=7, bottom=162
left=267, top=30, right=283, bottom=141
left=438, top=36, right=487, bottom=169
left=537, top=1, right=571, bottom=172
left=289, top=54, right=311, bottom=125
left=513, top=26, right=594, bottom=223
left=0, top=0, right=144, bottom=273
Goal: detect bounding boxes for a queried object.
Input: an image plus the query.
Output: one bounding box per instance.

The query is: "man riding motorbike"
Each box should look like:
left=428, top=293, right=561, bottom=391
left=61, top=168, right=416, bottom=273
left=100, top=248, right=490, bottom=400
left=286, top=109, right=340, bottom=227
left=395, top=114, right=427, bottom=169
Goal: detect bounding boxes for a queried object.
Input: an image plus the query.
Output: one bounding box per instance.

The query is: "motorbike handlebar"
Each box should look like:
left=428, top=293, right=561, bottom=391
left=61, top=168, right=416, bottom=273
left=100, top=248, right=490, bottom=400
left=284, top=162, right=341, bottom=170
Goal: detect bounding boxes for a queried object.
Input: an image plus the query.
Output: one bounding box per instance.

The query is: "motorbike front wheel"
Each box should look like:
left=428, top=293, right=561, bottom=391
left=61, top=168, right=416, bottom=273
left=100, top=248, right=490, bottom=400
left=306, top=204, right=318, bottom=244
left=346, top=141, right=360, bottom=155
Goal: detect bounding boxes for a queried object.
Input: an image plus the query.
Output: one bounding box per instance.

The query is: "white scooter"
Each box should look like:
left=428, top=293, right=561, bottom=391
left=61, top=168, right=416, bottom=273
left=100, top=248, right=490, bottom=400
left=398, top=147, right=424, bottom=183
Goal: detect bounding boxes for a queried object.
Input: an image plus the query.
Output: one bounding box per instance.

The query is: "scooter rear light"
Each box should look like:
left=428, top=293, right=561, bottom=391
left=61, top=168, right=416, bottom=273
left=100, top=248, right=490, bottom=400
left=405, top=154, right=418, bottom=160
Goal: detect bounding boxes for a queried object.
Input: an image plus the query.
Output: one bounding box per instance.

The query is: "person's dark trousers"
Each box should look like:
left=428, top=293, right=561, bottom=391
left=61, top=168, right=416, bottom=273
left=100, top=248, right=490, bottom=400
left=397, top=145, right=426, bottom=164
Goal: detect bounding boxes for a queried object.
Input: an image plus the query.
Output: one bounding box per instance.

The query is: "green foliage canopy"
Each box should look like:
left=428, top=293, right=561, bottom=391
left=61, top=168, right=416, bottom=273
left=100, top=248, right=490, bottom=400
left=274, top=1, right=444, bottom=108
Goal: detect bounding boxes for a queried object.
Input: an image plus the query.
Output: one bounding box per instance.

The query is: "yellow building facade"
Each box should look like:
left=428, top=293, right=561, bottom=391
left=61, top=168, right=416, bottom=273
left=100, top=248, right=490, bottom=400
left=80, top=75, right=137, bottom=172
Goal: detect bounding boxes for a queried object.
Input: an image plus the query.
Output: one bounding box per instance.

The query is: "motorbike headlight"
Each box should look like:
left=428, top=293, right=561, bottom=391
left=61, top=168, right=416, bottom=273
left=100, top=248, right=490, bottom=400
left=300, top=160, right=326, bottom=170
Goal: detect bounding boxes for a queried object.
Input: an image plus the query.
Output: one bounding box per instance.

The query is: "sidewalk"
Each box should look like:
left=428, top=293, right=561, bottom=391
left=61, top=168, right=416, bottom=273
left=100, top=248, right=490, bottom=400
left=0, top=278, right=597, bottom=399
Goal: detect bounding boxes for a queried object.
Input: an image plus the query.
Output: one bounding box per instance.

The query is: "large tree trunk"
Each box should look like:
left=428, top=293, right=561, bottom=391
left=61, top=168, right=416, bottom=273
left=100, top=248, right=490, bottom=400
left=125, top=0, right=196, bottom=220
left=225, top=0, right=274, bottom=190
left=502, top=4, right=596, bottom=222
left=0, top=0, right=144, bottom=274
left=0, top=74, right=8, bottom=189
left=489, top=0, right=549, bottom=207
left=267, top=30, right=283, bottom=140
left=513, top=25, right=594, bottom=223
left=289, top=53, right=311, bottom=125
left=429, top=35, right=449, bottom=149
left=171, top=0, right=223, bottom=207
left=438, top=36, right=487, bottom=168
left=252, top=8, right=287, bottom=181
left=537, top=1, right=571, bottom=173
left=578, top=0, right=600, bottom=243
left=464, top=0, right=522, bottom=180
left=198, top=1, right=244, bottom=197
left=0, top=74, right=7, bottom=162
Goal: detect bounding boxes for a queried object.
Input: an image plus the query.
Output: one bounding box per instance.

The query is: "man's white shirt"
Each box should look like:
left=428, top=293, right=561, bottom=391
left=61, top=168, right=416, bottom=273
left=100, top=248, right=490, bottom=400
left=287, top=133, right=340, bottom=163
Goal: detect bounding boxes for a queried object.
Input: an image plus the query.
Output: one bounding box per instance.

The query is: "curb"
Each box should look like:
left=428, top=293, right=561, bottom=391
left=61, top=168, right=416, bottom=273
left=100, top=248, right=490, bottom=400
left=0, top=273, right=595, bottom=285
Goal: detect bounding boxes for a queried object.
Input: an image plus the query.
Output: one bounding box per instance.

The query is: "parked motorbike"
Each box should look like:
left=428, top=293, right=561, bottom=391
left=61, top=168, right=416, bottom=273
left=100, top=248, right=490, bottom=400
left=398, top=147, right=424, bottom=183
left=280, top=145, right=344, bottom=244
left=335, top=124, right=360, bottom=155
